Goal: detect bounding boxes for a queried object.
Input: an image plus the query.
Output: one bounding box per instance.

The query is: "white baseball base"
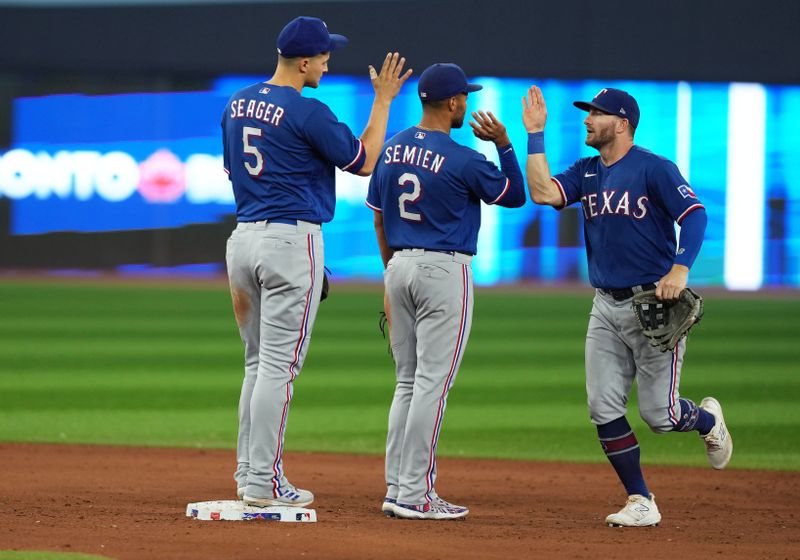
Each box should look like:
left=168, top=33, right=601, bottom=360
left=186, top=500, right=317, bottom=522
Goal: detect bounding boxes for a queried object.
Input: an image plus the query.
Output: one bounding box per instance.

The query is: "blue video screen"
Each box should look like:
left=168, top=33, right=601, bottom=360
left=2, top=76, right=799, bottom=288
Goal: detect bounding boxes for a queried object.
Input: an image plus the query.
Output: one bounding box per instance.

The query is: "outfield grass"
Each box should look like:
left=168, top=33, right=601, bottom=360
left=0, top=279, right=798, bottom=470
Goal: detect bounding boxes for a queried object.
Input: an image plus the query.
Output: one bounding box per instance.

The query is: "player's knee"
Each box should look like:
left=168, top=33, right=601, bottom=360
left=587, top=397, right=625, bottom=426
left=639, top=408, right=672, bottom=434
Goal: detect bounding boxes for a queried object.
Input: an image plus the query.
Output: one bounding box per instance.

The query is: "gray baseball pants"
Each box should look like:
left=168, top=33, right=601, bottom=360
left=586, top=289, right=687, bottom=432
left=225, top=220, right=324, bottom=499
left=384, top=249, right=474, bottom=505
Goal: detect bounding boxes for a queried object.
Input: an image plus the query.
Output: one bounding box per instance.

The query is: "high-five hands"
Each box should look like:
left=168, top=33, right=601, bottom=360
left=470, top=111, right=511, bottom=147
left=522, top=86, right=547, bottom=133
left=369, top=52, right=413, bottom=101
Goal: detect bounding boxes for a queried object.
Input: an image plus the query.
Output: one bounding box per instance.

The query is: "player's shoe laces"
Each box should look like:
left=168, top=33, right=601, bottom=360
left=381, top=497, right=397, bottom=517
left=243, top=484, right=314, bottom=508
left=392, top=497, right=469, bottom=520
left=605, top=493, right=661, bottom=527
left=699, top=396, right=733, bottom=470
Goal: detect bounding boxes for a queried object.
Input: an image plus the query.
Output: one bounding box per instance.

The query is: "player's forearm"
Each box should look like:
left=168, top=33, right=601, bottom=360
left=356, top=98, right=393, bottom=176
left=495, top=144, right=526, bottom=208
left=674, top=207, right=707, bottom=268
left=373, top=211, right=394, bottom=267
left=526, top=154, right=562, bottom=206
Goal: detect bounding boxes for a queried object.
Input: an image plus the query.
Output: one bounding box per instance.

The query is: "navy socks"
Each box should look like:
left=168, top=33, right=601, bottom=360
left=597, top=416, right=649, bottom=497
left=674, top=398, right=716, bottom=435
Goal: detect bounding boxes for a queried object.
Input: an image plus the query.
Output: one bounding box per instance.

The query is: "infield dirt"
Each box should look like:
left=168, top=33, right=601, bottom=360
left=2, top=443, right=798, bottom=559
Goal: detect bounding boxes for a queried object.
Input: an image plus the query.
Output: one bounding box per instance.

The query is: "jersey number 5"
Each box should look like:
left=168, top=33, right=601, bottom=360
left=242, top=126, right=264, bottom=176
left=398, top=172, right=423, bottom=222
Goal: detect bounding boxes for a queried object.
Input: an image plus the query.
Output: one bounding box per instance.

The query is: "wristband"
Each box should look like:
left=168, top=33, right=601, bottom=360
left=527, top=132, right=545, bottom=154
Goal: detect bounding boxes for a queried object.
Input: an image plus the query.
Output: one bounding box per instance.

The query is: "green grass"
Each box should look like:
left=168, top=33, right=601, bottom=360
left=1, top=280, right=798, bottom=470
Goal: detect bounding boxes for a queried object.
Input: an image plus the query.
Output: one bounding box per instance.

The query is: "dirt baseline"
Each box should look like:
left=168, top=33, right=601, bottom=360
left=2, top=443, right=798, bottom=559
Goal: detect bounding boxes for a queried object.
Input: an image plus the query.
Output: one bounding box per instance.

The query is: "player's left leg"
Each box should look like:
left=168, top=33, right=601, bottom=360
left=225, top=225, right=263, bottom=497
left=393, top=252, right=473, bottom=520
left=382, top=254, right=418, bottom=515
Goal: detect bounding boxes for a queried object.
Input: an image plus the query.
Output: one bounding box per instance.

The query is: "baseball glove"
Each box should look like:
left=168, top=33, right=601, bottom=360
left=632, top=288, right=704, bottom=352
left=320, top=267, right=331, bottom=302
left=378, top=311, right=394, bottom=363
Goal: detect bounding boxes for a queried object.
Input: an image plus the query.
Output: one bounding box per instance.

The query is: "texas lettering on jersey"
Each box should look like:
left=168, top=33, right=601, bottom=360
left=579, top=190, right=649, bottom=220
left=553, top=145, right=704, bottom=288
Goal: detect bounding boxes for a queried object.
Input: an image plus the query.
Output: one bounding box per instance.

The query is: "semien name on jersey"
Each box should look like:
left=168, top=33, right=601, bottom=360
left=383, top=144, right=445, bottom=174
left=230, top=98, right=285, bottom=127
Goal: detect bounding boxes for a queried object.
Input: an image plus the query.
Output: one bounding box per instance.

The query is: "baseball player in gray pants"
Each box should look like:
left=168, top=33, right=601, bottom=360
left=522, top=85, right=733, bottom=527
left=367, top=63, right=526, bottom=520
left=222, top=16, right=411, bottom=508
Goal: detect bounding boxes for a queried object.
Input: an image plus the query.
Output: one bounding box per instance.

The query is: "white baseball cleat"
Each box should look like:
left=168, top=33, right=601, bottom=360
left=699, top=396, right=733, bottom=470
left=243, top=485, right=314, bottom=508
left=236, top=487, right=246, bottom=500
left=381, top=498, right=397, bottom=518
left=392, top=497, right=469, bottom=520
left=606, top=493, right=661, bottom=527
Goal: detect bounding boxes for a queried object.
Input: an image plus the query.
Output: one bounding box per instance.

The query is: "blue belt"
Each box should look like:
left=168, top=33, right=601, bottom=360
left=599, top=283, right=657, bottom=301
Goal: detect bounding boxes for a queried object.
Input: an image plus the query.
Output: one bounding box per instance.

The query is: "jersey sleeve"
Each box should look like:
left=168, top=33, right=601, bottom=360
left=302, top=102, right=366, bottom=174
left=365, top=170, right=382, bottom=212
left=648, top=160, right=704, bottom=224
left=461, top=150, right=515, bottom=205
left=221, top=108, right=231, bottom=176
left=552, top=159, right=585, bottom=208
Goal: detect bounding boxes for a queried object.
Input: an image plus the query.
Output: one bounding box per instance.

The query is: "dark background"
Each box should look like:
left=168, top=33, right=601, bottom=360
left=2, top=0, right=797, bottom=145
left=1, top=0, right=798, bottom=84
left=0, top=0, right=797, bottom=271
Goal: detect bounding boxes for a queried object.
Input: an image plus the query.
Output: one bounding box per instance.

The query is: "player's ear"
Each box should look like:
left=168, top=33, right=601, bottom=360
left=298, top=57, right=310, bottom=74
left=448, top=96, right=457, bottom=112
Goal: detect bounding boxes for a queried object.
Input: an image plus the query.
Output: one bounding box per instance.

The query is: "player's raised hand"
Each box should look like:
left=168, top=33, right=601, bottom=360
left=522, top=86, right=547, bottom=133
left=369, top=52, right=413, bottom=102
left=469, top=111, right=511, bottom=147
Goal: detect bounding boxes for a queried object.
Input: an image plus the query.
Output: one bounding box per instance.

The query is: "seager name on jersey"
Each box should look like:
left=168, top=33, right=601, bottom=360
left=229, top=98, right=285, bottom=127
left=383, top=144, right=446, bottom=174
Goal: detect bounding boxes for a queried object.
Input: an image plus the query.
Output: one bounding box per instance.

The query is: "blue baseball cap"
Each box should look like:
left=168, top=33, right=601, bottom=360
left=277, top=16, right=348, bottom=57
left=574, top=88, right=640, bottom=129
left=418, top=63, right=482, bottom=102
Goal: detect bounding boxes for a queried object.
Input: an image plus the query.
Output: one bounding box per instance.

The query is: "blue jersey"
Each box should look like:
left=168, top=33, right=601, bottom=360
left=222, top=81, right=365, bottom=223
left=553, top=145, right=704, bottom=289
left=366, top=127, right=525, bottom=255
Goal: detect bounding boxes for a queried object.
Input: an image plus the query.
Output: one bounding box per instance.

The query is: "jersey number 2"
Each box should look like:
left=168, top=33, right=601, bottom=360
left=398, top=172, right=423, bottom=222
left=242, top=126, right=264, bottom=176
